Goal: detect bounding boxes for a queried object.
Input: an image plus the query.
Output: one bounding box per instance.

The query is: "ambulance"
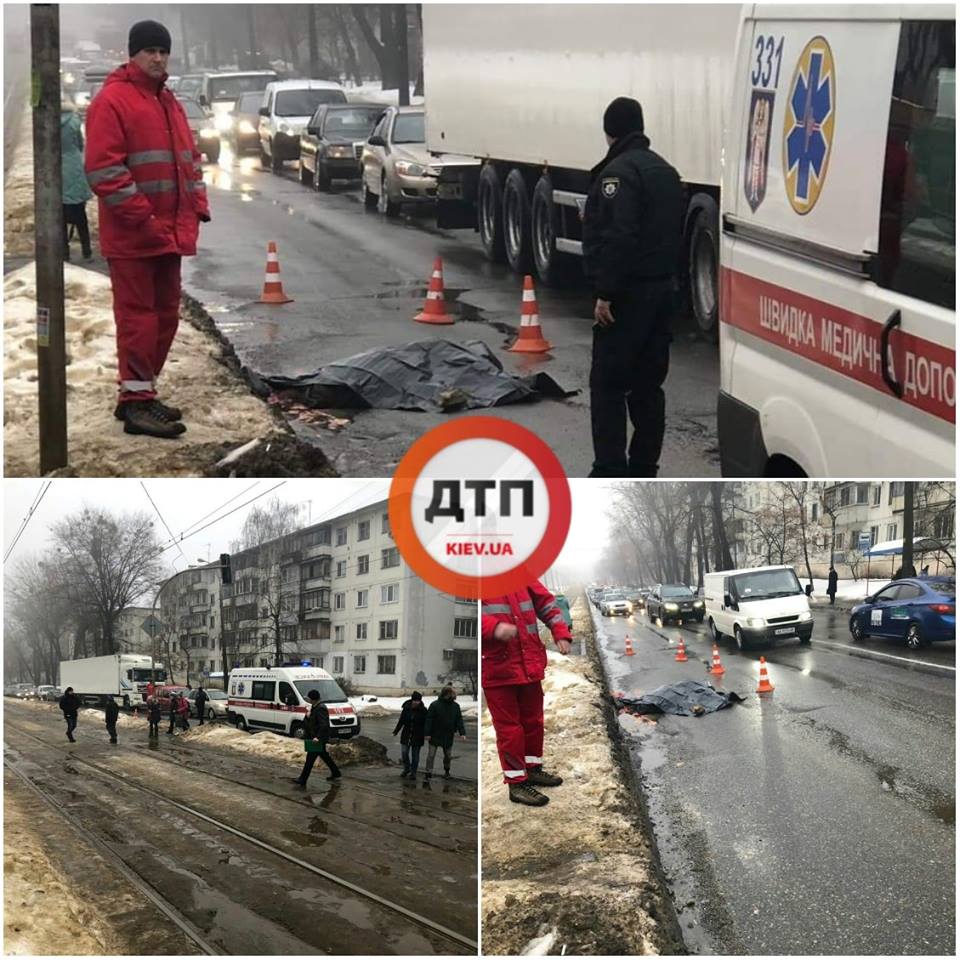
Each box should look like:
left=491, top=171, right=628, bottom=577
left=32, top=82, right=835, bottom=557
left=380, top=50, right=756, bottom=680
left=226, top=666, right=361, bottom=739
left=719, top=5, right=954, bottom=477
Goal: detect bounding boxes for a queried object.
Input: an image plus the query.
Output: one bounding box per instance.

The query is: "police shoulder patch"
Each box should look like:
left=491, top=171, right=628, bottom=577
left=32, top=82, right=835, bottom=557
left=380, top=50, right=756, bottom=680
left=601, top=177, right=620, bottom=198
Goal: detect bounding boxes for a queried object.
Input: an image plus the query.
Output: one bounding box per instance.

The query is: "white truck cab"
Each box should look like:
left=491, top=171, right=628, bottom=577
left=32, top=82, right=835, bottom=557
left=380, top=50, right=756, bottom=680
left=227, top=666, right=360, bottom=739
left=705, top=566, right=813, bottom=650
left=719, top=4, right=955, bottom=477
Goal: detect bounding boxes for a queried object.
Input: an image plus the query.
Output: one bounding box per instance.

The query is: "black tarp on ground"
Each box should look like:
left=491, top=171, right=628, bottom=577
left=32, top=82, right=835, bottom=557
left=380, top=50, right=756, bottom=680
left=615, top=679, right=746, bottom=717
left=252, top=339, right=575, bottom=412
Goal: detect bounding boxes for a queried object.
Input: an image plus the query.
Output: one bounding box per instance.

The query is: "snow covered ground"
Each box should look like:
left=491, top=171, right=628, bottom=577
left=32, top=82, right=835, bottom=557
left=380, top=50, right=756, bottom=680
left=808, top=577, right=891, bottom=606
left=344, top=81, right=424, bottom=106
left=352, top=694, right=478, bottom=718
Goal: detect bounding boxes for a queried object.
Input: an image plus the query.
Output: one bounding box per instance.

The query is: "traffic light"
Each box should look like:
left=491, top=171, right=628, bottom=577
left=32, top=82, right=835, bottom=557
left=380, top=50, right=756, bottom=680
left=219, top=553, right=233, bottom=585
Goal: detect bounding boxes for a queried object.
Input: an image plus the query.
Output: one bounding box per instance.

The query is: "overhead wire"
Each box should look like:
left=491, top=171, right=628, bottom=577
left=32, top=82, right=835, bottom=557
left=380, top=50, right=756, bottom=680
left=140, top=481, right=187, bottom=564
left=4, top=481, right=52, bottom=564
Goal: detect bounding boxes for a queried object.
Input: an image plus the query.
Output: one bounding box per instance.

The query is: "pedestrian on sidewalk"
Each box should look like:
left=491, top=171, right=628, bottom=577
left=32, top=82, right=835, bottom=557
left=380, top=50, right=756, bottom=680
left=194, top=686, right=209, bottom=726
left=167, top=692, right=179, bottom=734
left=104, top=698, right=120, bottom=744
left=393, top=691, right=427, bottom=778
left=827, top=567, right=838, bottom=606
left=582, top=96, right=683, bottom=477
left=84, top=19, right=211, bottom=440
left=293, top=690, right=342, bottom=786
left=59, top=687, right=81, bottom=743
left=423, top=686, right=467, bottom=781
left=61, top=93, right=93, bottom=261
left=147, top=696, right=161, bottom=737
left=176, top=691, right=191, bottom=731
left=481, top=581, right=572, bottom=807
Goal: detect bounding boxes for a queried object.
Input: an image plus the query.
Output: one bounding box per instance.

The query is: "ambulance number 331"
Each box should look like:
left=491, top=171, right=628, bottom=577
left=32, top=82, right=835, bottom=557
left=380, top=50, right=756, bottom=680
left=751, top=34, right=785, bottom=89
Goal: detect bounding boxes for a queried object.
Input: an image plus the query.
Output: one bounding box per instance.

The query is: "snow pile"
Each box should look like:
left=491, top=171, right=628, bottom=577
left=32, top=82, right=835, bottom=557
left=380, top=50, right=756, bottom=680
left=79, top=707, right=145, bottom=729
left=3, top=261, right=284, bottom=477
left=350, top=695, right=478, bottom=716
left=344, top=81, right=424, bottom=107
left=808, top=577, right=891, bottom=605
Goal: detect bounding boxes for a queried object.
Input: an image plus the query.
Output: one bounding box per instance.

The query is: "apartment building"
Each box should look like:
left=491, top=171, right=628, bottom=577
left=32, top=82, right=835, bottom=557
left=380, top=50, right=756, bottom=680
left=156, top=565, right=223, bottom=685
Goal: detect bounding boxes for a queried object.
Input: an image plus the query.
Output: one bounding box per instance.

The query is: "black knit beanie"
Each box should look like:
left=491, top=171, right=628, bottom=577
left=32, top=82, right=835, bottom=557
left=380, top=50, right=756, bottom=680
left=603, top=97, right=644, bottom=140
left=411, top=691, right=422, bottom=701
left=129, top=20, right=171, bottom=56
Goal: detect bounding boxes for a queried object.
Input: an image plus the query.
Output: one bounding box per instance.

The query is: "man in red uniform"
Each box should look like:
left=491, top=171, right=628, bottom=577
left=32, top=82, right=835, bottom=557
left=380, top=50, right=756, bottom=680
left=481, top=581, right=573, bottom=807
left=85, top=20, right=210, bottom=439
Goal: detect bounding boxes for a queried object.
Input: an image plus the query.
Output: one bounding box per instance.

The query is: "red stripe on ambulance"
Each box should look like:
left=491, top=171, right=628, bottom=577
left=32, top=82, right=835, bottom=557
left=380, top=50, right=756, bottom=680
left=721, top=268, right=955, bottom=424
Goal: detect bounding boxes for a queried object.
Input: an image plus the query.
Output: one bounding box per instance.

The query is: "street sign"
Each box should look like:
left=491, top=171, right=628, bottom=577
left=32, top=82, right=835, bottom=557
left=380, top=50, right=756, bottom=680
left=202, top=670, right=210, bottom=677
left=858, top=533, right=872, bottom=553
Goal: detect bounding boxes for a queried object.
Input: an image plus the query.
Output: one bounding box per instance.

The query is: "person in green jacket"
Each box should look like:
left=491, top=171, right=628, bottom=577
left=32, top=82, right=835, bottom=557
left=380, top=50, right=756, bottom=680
left=61, top=94, right=93, bottom=261
left=423, top=685, right=467, bottom=781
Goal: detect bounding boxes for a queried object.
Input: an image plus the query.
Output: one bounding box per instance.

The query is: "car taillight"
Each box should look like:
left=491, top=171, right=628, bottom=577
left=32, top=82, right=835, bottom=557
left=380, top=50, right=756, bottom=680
left=929, top=604, right=954, bottom=615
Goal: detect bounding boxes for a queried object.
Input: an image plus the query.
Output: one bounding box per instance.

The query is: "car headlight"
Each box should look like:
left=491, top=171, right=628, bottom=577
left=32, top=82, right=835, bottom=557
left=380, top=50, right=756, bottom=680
left=396, top=160, right=426, bottom=177
left=664, top=602, right=679, bottom=611
left=214, top=113, right=233, bottom=132
left=64, top=72, right=75, bottom=85
left=329, top=145, right=353, bottom=158
left=799, top=610, right=813, bottom=622
left=746, top=617, right=765, bottom=629
left=199, top=127, right=218, bottom=139
left=693, top=600, right=704, bottom=607
left=238, top=120, right=256, bottom=135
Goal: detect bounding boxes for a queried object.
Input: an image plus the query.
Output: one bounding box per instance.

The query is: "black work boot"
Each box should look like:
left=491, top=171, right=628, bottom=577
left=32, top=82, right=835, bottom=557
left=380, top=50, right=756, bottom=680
left=114, top=400, right=183, bottom=423
left=526, top=768, right=563, bottom=787
left=120, top=401, right=186, bottom=439
left=509, top=782, right=549, bottom=806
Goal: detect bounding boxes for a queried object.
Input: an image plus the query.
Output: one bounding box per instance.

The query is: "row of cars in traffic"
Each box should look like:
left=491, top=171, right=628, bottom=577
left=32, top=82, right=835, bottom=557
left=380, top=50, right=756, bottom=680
left=589, top=567, right=955, bottom=652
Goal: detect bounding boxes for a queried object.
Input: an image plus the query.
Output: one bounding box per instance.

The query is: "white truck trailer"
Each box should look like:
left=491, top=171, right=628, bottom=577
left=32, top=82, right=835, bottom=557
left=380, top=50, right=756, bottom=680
left=59, top=654, right=166, bottom=708
left=422, top=3, right=741, bottom=338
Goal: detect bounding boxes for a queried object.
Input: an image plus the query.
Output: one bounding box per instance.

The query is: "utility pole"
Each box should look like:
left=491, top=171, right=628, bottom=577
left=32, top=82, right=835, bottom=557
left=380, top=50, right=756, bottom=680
left=902, top=482, right=915, bottom=576
left=179, top=8, right=191, bottom=72
left=31, top=4, right=68, bottom=474
left=395, top=5, right=410, bottom=105
left=307, top=5, right=319, bottom=78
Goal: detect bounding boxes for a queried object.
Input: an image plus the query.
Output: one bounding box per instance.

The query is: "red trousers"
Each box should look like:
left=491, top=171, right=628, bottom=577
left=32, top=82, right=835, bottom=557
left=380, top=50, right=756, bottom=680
left=484, top=681, right=544, bottom=784
left=107, top=255, right=182, bottom=402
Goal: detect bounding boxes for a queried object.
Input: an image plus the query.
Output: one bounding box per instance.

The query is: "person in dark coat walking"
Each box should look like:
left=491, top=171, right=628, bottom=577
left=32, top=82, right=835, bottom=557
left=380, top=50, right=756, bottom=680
left=827, top=567, right=839, bottom=605
left=147, top=696, right=161, bottom=737
left=293, top=691, right=342, bottom=786
left=424, top=686, right=467, bottom=780
left=194, top=687, right=209, bottom=725
left=582, top=96, right=683, bottom=478
left=59, top=687, right=81, bottom=742
left=393, top=691, right=427, bottom=778
left=104, top=698, right=120, bottom=744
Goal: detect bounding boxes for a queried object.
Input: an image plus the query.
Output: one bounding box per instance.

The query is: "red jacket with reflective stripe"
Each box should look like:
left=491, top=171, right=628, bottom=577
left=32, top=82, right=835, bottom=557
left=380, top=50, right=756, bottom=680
left=481, top=581, right=573, bottom=688
left=84, top=62, right=209, bottom=259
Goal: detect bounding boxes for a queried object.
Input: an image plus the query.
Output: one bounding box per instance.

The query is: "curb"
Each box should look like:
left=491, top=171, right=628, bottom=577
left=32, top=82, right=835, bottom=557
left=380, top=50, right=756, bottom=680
left=809, top=638, right=955, bottom=679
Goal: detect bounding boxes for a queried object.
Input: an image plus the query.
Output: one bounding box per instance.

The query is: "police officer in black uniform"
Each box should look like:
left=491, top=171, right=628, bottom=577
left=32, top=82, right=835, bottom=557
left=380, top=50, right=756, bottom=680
left=583, top=97, right=683, bottom=477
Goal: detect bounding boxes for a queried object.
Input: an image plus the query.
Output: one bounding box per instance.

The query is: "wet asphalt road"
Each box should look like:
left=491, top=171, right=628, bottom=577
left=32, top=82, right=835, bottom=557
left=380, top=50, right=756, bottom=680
left=592, top=601, right=955, bottom=955
left=181, top=148, right=720, bottom=478
left=358, top=715, right=478, bottom=782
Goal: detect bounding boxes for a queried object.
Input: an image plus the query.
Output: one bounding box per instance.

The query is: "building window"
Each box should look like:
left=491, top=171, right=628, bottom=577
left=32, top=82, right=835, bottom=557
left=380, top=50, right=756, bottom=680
left=834, top=532, right=845, bottom=550
left=303, top=588, right=329, bottom=611
left=870, top=525, right=880, bottom=546
left=840, top=486, right=851, bottom=507
left=809, top=502, right=819, bottom=521
left=873, top=485, right=882, bottom=506
left=334, top=592, right=346, bottom=610
left=336, top=560, right=347, bottom=578
left=356, top=622, right=368, bottom=640
left=358, top=520, right=370, bottom=541
left=356, top=589, right=368, bottom=608
left=886, top=523, right=898, bottom=541
left=334, top=625, right=345, bottom=643
left=333, top=656, right=344, bottom=674
left=889, top=482, right=905, bottom=503
left=382, top=512, right=391, bottom=537
left=336, top=526, right=348, bottom=546
left=379, top=619, right=399, bottom=640
left=381, top=547, right=400, bottom=569
left=303, top=558, right=330, bottom=579
left=354, top=655, right=366, bottom=674
left=855, top=483, right=869, bottom=505
left=357, top=554, right=369, bottom=575
left=377, top=655, right=396, bottom=675
left=933, top=508, right=954, bottom=539
left=454, top=617, right=478, bottom=639
left=302, top=620, right=330, bottom=641
left=381, top=583, right=399, bottom=604
left=452, top=649, right=475, bottom=672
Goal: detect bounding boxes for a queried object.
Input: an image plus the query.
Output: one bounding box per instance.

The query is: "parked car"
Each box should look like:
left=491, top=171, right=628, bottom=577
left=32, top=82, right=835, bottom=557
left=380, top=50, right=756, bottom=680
left=165, top=74, right=181, bottom=93
left=185, top=688, right=229, bottom=720
left=36, top=685, right=61, bottom=702
left=850, top=577, right=956, bottom=650
left=179, top=98, right=220, bottom=163
left=258, top=79, right=347, bottom=172
left=299, top=102, right=383, bottom=190
left=14, top=684, right=38, bottom=700
left=200, top=70, right=279, bottom=130
left=647, top=584, right=705, bottom=624
left=154, top=685, right=190, bottom=713
left=600, top=590, right=633, bottom=617
left=360, top=106, right=437, bottom=215
left=225, top=90, right=266, bottom=155
left=175, top=73, right=205, bottom=103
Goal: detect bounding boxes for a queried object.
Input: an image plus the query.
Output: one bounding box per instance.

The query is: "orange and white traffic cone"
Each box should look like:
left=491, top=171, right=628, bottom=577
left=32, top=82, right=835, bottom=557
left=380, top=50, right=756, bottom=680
left=259, top=241, right=294, bottom=304
left=674, top=636, right=688, bottom=662
left=414, top=256, right=454, bottom=325
left=624, top=636, right=635, bottom=657
left=756, top=656, right=775, bottom=694
left=508, top=275, right=551, bottom=353
left=710, top=643, right=726, bottom=677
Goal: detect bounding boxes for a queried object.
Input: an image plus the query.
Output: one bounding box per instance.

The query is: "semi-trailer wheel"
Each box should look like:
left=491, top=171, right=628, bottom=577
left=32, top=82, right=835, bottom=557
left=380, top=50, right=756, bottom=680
left=478, top=164, right=506, bottom=262
left=531, top=173, right=576, bottom=286
left=686, top=194, right=720, bottom=342
left=503, top=168, right=533, bottom=273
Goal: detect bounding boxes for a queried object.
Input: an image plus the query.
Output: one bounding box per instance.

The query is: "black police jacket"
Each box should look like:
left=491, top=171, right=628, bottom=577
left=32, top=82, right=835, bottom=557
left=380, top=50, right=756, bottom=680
left=582, top=130, right=683, bottom=300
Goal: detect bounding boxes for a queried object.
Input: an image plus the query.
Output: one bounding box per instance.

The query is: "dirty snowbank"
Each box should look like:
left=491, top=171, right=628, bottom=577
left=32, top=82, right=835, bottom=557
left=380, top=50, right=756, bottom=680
left=351, top=695, right=479, bottom=718
left=3, top=261, right=295, bottom=477
left=481, top=593, right=680, bottom=956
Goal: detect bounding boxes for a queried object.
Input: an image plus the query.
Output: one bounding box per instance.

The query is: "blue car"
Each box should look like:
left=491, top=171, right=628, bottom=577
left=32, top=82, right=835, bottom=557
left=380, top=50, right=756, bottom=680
left=850, top=577, right=956, bottom=650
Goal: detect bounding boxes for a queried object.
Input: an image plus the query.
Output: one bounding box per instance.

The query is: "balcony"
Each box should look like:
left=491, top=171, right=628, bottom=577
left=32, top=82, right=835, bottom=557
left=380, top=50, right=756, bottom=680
left=303, top=544, right=332, bottom=561
left=302, top=575, right=330, bottom=591
left=301, top=605, right=331, bottom=621
left=190, top=602, right=209, bottom=613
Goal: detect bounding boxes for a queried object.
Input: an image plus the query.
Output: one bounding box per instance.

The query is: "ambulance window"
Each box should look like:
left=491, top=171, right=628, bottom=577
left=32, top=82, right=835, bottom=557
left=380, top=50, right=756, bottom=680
left=251, top=680, right=275, bottom=702
left=279, top=681, right=297, bottom=706
left=876, top=21, right=955, bottom=310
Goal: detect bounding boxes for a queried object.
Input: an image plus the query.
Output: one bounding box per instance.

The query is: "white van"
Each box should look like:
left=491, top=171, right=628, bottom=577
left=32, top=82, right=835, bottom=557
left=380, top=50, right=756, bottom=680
left=258, top=79, right=348, bottom=171
left=704, top=566, right=813, bottom=650
left=719, top=5, right=955, bottom=477
left=227, top=666, right=360, bottom=739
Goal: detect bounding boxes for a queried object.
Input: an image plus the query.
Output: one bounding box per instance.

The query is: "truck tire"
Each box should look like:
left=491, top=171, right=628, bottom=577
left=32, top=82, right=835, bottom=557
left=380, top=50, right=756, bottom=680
left=299, top=159, right=312, bottom=186
left=478, top=164, right=506, bottom=263
left=503, top=168, right=533, bottom=274
left=531, top=173, right=575, bottom=286
left=686, top=194, right=720, bottom=342
left=122, top=695, right=130, bottom=709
